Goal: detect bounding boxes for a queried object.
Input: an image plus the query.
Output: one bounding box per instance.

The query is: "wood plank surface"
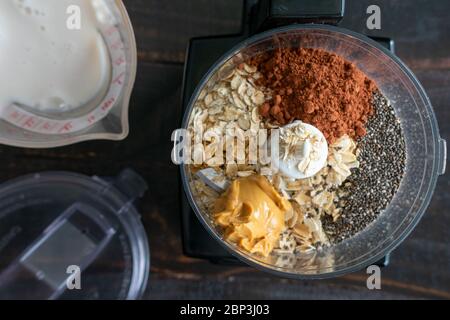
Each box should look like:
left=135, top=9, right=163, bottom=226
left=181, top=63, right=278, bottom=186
left=0, top=0, right=448, bottom=299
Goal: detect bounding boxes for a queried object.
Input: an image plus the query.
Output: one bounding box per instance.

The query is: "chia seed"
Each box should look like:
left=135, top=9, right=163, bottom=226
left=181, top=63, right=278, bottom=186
left=322, top=92, right=407, bottom=243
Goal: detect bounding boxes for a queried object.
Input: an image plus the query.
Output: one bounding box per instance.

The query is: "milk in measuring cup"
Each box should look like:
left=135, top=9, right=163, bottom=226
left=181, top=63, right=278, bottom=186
left=0, top=0, right=111, bottom=112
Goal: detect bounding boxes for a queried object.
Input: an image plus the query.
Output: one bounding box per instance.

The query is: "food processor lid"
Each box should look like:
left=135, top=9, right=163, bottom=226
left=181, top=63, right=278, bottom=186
left=0, top=169, right=150, bottom=300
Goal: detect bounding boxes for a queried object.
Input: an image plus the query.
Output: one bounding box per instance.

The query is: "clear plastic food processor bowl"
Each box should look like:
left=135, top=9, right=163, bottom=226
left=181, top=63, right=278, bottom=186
left=181, top=25, right=447, bottom=278
left=0, top=0, right=137, bottom=148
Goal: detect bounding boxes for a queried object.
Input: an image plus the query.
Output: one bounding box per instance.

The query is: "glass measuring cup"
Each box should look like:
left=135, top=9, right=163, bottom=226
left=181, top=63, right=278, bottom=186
left=0, top=0, right=137, bottom=148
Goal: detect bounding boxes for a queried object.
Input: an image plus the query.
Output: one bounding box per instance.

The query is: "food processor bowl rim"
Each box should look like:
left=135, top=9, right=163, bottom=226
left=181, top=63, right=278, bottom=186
left=180, top=24, right=442, bottom=279
left=0, top=170, right=150, bottom=299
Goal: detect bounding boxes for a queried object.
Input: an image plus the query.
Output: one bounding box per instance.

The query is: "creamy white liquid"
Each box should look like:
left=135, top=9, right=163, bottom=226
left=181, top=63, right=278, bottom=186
left=0, top=0, right=111, bottom=112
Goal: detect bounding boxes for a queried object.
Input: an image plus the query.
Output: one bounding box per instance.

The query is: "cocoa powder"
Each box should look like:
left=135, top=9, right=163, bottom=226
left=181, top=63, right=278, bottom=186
left=250, top=47, right=377, bottom=143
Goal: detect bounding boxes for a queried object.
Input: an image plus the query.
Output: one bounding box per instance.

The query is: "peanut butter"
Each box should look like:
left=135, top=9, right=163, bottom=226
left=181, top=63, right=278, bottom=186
left=213, top=175, right=291, bottom=257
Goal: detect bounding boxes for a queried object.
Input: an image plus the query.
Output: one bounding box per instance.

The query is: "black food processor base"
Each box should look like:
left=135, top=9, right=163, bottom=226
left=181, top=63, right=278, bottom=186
left=180, top=0, right=391, bottom=268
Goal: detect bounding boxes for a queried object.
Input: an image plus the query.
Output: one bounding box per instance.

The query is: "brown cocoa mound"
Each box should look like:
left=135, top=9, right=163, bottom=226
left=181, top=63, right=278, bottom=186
left=249, top=47, right=377, bottom=143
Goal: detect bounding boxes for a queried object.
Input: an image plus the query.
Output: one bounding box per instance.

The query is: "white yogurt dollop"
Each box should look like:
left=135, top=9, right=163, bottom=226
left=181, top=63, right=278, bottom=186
left=273, top=120, right=328, bottom=179
left=0, top=0, right=111, bottom=112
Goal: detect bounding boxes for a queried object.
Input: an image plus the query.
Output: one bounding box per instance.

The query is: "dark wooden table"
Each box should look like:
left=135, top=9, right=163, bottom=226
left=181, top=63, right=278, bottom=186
left=1, top=0, right=449, bottom=299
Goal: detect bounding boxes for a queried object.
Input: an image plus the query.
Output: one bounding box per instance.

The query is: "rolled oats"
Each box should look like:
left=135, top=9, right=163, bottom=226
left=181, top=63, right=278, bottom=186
left=187, top=60, right=361, bottom=258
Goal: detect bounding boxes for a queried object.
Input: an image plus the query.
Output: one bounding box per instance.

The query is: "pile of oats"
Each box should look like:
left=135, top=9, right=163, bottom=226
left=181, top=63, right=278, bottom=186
left=188, top=61, right=266, bottom=169
left=187, top=60, right=268, bottom=214
left=268, top=134, right=359, bottom=253
left=186, top=61, right=361, bottom=258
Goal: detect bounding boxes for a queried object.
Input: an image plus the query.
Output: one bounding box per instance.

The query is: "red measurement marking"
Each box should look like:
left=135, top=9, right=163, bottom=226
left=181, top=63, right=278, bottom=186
left=101, top=97, right=116, bottom=111
left=87, top=115, right=96, bottom=124
left=41, top=121, right=60, bottom=132
left=41, top=122, right=52, bottom=131
left=114, top=56, right=126, bottom=66
left=112, top=72, right=125, bottom=85
left=58, top=122, right=73, bottom=133
left=23, top=117, right=35, bottom=128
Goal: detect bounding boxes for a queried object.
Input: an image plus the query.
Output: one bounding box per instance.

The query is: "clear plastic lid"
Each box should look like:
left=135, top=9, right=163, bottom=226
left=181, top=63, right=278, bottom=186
left=0, top=169, right=150, bottom=299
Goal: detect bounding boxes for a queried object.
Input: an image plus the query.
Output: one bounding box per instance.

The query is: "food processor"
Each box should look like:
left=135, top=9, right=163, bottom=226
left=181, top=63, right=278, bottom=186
left=180, top=0, right=447, bottom=278
left=0, top=0, right=137, bottom=148
left=0, top=169, right=150, bottom=299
